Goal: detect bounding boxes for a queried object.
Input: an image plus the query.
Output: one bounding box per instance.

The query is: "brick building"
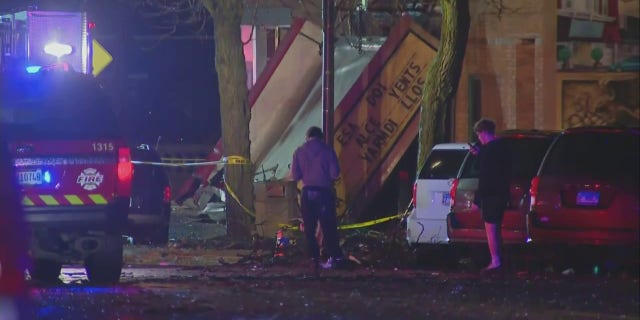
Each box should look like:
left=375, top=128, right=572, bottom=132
left=453, top=0, right=638, bottom=141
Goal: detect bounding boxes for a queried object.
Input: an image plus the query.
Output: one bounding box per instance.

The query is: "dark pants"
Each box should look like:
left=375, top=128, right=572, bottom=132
left=479, top=195, right=508, bottom=224
left=300, top=186, right=343, bottom=260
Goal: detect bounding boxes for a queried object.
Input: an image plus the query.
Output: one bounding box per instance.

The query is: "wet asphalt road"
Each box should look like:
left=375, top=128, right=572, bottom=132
left=15, top=205, right=639, bottom=319
left=20, top=263, right=640, bottom=320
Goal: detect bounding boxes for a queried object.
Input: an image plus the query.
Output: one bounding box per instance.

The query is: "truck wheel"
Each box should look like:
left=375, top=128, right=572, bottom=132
left=31, top=259, right=62, bottom=283
left=85, top=235, right=123, bottom=285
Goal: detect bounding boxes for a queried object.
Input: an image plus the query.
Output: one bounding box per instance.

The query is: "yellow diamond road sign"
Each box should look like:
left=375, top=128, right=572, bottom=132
left=92, top=39, right=113, bottom=77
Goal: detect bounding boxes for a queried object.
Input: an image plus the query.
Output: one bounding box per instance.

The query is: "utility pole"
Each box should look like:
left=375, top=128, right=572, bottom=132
left=322, top=0, right=334, bottom=147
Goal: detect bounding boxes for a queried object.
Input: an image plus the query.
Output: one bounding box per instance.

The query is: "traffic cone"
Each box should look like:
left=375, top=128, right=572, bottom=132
left=274, top=229, right=284, bottom=257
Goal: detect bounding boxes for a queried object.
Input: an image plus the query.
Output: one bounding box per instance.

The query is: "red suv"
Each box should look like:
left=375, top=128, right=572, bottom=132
left=528, top=127, right=639, bottom=246
left=447, top=130, right=558, bottom=244
left=1, top=70, right=132, bottom=284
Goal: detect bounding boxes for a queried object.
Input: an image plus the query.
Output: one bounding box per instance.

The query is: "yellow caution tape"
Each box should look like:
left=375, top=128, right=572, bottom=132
left=337, top=214, right=402, bottom=230
left=136, top=152, right=412, bottom=232
left=277, top=223, right=299, bottom=231
left=161, top=157, right=208, bottom=163
left=278, top=213, right=403, bottom=232
left=225, top=155, right=250, bottom=165
left=132, top=155, right=250, bottom=167
left=131, top=160, right=224, bottom=167
left=223, top=180, right=256, bottom=219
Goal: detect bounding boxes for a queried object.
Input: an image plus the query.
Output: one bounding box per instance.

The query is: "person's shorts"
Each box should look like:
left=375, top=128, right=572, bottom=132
left=480, top=196, right=508, bottom=224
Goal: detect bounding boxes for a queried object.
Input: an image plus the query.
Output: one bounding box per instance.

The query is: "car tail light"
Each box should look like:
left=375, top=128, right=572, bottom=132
left=117, top=147, right=133, bottom=197
left=412, top=181, right=417, bottom=207
left=163, top=186, right=172, bottom=203
left=529, top=176, right=540, bottom=211
left=450, top=178, right=459, bottom=208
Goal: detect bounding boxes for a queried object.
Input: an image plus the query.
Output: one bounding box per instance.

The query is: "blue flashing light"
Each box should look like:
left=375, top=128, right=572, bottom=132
left=43, top=171, right=52, bottom=183
left=26, top=66, right=42, bottom=73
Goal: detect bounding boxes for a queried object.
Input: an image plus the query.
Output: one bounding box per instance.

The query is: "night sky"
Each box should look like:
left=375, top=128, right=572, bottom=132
left=2, top=0, right=222, bottom=146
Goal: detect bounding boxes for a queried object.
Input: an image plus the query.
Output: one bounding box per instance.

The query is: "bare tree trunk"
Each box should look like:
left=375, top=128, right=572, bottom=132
left=417, top=0, right=470, bottom=170
left=203, top=0, right=254, bottom=242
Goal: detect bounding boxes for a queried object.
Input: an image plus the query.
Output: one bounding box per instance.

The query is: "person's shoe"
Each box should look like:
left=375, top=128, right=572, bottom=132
left=320, top=257, right=344, bottom=270
left=480, top=264, right=503, bottom=275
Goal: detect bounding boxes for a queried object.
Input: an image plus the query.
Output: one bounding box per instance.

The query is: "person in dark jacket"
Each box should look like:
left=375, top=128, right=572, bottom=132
left=470, top=119, right=511, bottom=273
left=291, top=126, right=343, bottom=270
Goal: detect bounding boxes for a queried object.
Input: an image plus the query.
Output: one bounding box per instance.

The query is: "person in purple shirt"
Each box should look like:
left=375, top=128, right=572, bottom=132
left=291, top=126, right=344, bottom=270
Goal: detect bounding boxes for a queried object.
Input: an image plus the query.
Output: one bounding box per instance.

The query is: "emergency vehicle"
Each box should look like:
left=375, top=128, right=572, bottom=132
left=0, top=136, right=30, bottom=315
left=0, top=9, right=131, bottom=284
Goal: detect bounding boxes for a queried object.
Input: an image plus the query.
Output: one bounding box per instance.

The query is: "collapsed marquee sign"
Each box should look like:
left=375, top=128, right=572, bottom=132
left=333, top=16, right=439, bottom=217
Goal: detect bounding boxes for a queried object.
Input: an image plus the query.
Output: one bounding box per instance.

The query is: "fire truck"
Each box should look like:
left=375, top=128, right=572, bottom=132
left=0, top=9, right=131, bottom=284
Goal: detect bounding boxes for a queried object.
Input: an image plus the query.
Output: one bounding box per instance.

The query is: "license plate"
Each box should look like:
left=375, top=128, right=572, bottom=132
left=576, top=191, right=599, bottom=206
left=441, top=193, right=451, bottom=206
left=17, top=169, right=43, bottom=185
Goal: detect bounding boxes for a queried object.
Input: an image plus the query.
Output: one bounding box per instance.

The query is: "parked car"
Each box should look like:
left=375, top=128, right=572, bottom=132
left=527, top=126, right=639, bottom=246
left=407, top=143, right=469, bottom=244
left=129, top=145, right=172, bottom=245
left=447, top=130, right=558, bottom=245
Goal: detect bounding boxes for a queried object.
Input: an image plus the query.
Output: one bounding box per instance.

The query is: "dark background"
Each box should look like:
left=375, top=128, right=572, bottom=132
left=1, top=0, right=221, bottom=146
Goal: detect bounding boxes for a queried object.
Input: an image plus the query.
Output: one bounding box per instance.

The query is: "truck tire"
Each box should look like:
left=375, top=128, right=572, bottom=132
left=84, top=235, right=123, bottom=284
left=30, top=259, right=62, bottom=283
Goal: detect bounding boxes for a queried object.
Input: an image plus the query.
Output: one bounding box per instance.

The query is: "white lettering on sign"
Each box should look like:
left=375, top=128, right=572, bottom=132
left=77, top=168, right=104, bottom=191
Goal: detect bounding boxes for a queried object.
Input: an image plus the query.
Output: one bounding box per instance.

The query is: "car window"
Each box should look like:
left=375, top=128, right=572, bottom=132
left=0, top=72, right=119, bottom=139
left=460, top=137, right=553, bottom=180
left=508, top=138, right=553, bottom=179
left=540, top=132, right=639, bottom=185
left=460, top=153, right=479, bottom=179
left=418, top=149, right=468, bottom=180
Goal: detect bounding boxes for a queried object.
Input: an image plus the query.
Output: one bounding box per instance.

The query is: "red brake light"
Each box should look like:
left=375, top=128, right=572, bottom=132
left=118, top=147, right=133, bottom=180
left=117, top=147, right=133, bottom=197
left=529, top=176, right=540, bottom=211
left=450, top=178, right=459, bottom=208
left=163, top=186, right=172, bottom=203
